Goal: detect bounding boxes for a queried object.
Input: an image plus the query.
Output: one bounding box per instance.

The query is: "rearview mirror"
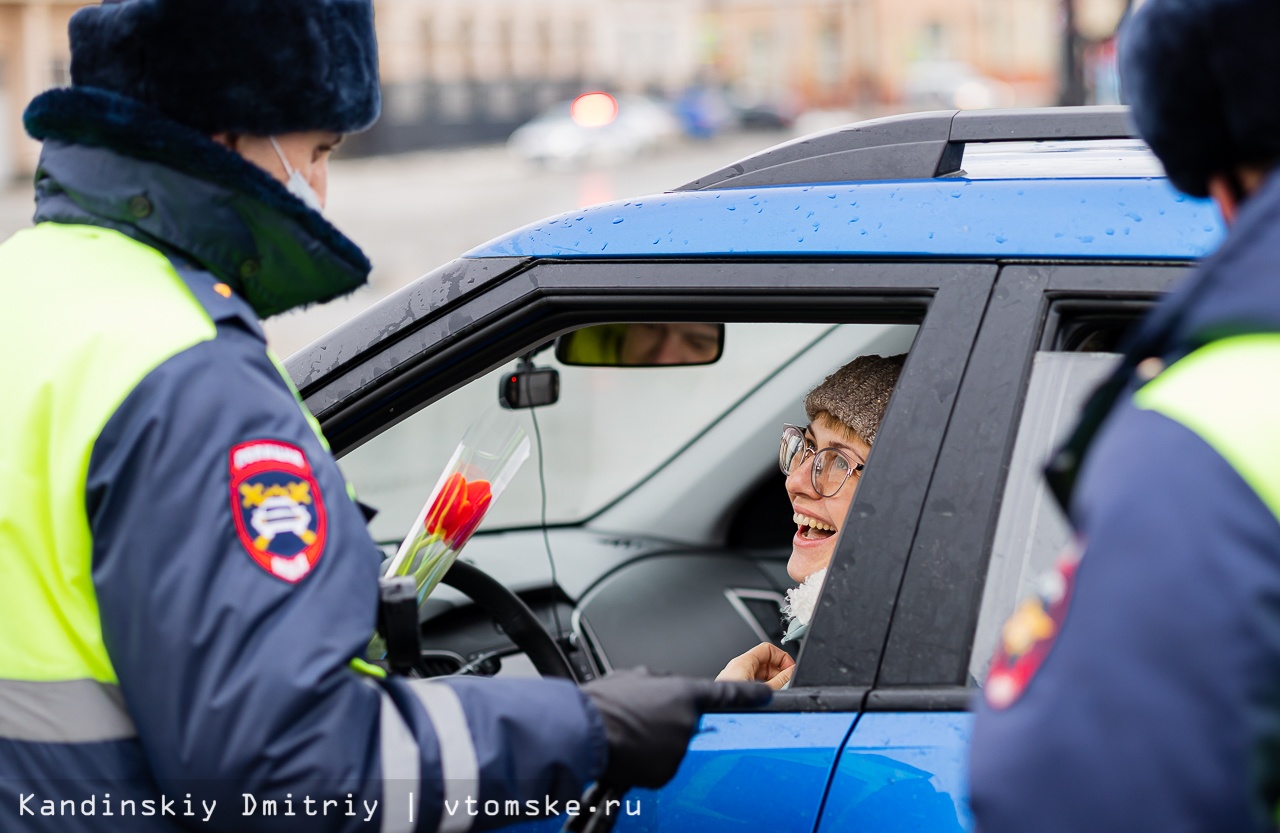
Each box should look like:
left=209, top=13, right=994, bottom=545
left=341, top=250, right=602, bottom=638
left=555, top=323, right=725, bottom=367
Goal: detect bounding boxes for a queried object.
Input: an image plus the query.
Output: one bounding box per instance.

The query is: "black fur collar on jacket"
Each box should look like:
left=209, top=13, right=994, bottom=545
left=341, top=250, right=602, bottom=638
left=24, top=86, right=371, bottom=320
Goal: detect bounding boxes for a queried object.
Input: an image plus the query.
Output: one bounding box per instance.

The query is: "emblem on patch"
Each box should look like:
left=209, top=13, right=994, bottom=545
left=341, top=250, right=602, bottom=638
left=229, top=440, right=327, bottom=583
left=985, top=543, right=1081, bottom=709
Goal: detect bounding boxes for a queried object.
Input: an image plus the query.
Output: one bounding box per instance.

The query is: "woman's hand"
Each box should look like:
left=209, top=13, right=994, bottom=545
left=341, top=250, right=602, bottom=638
left=716, top=642, right=795, bottom=690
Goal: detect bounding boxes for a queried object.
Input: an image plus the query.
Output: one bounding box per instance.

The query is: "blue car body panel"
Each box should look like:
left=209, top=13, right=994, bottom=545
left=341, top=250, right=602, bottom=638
left=465, top=178, right=1222, bottom=261
left=623, top=712, right=858, bottom=833
left=510, top=712, right=857, bottom=833
left=818, top=712, right=974, bottom=833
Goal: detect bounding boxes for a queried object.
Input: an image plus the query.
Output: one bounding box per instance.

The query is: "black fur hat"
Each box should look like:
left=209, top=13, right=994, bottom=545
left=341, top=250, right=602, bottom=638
left=67, top=0, right=380, bottom=135
left=1120, top=0, right=1280, bottom=198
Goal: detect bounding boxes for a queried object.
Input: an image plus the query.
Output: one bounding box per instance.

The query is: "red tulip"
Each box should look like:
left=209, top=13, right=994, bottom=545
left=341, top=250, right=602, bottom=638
left=451, top=481, right=493, bottom=548
left=424, top=473, right=464, bottom=535
left=425, top=472, right=493, bottom=547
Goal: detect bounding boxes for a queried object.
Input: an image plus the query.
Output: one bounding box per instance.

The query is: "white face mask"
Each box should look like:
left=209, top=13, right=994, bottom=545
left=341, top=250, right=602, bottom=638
left=269, top=137, right=323, bottom=213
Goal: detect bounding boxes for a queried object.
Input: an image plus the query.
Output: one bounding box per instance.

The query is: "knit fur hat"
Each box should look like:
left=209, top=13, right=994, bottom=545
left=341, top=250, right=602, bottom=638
left=1120, top=0, right=1280, bottom=198
left=66, top=0, right=380, bottom=136
left=804, top=353, right=905, bottom=446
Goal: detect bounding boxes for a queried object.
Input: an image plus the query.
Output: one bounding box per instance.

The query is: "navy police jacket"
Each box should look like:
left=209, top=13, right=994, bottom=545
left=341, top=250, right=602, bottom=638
left=0, top=89, right=605, bottom=833
left=969, top=170, right=1280, bottom=830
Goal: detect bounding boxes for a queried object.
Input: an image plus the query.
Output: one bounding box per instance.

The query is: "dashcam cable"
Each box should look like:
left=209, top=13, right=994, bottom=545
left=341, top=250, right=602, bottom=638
left=528, top=403, right=564, bottom=639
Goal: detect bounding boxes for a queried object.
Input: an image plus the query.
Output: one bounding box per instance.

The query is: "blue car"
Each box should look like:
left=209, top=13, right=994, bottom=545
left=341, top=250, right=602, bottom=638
left=289, top=106, right=1222, bottom=832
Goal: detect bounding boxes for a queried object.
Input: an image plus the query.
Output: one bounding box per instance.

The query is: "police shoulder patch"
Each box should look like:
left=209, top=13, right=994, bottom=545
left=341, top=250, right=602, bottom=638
left=229, top=440, right=327, bottom=583
left=984, top=542, right=1081, bottom=709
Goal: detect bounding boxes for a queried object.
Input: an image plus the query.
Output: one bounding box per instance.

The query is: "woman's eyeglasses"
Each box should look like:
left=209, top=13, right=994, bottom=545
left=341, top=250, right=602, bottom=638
left=778, top=424, right=865, bottom=498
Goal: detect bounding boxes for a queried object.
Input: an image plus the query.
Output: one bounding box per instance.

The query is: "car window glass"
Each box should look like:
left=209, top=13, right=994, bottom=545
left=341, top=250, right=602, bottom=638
left=969, top=350, right=1121, bottom=681
left=342, top=322, right=915, bottom=543
left=961, top=139, right=1163, bottom=179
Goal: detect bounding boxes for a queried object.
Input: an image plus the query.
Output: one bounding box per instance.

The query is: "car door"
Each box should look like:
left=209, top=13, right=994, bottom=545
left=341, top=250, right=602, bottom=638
left=813, top=263, right=1191, bottom=832
left=293, top=257, right=997, bottom=833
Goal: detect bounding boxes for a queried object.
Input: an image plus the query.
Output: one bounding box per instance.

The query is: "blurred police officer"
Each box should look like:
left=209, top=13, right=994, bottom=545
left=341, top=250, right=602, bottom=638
left=969, top=0, right=1280, bottom=830
left=0, top=2, right=768, bottom=831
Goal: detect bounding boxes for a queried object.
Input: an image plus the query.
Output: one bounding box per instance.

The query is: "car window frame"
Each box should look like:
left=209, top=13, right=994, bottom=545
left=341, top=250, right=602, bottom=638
left=873, top=261, right=1193, bottom=706
left=300, top=258, right=998, bottom=703
left=791, top=263, right=996, bottom=690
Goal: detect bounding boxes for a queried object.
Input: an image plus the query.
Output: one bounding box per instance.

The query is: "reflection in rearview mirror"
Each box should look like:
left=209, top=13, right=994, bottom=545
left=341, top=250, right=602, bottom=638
left=556, top=323, right=726, bottom=367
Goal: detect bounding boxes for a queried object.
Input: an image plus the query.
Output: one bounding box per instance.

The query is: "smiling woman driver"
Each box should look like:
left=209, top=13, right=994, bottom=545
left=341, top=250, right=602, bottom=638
left=717, top=353, right=905, bottom=689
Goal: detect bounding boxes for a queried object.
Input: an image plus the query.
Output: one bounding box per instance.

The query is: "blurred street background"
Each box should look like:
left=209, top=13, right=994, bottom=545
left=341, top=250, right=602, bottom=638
left=0, top=0, right=1137, bottom=356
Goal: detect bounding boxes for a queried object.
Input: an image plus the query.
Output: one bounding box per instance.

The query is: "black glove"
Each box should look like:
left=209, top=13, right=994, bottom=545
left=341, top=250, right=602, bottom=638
left=581, top=667, right=772, bottom=788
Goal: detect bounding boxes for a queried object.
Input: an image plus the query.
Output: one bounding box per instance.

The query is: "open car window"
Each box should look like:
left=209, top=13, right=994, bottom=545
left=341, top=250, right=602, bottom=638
left=342, top=321, right=917, bottom=545
left=342, top=319, right=919, bottom=682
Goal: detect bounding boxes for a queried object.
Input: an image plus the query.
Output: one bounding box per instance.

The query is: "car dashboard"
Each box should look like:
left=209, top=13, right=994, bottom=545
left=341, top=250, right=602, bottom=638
left=412, top=527, right=794, bottom=682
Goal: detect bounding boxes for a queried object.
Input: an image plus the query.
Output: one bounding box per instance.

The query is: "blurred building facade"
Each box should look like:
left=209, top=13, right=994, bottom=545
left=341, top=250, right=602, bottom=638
left=364, top=0, right=1063, bottom=152
left=357, top=0, right=708, bottom=154
left=0, top=0, right=80, bottom=180
left=708, top=0, right=1060, bottom=110
left=0, top=0, right=1126, bottom=174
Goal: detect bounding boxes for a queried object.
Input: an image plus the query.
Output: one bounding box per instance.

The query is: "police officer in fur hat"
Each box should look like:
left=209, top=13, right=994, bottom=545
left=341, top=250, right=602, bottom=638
left=0, top=3, right=769, bottom=831
left=969, top=0, right=1280, bottom=830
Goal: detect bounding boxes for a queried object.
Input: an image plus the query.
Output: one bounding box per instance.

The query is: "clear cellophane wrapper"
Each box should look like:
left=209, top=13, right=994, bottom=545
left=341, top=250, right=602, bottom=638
left=369, top=410, right=530, bottom=661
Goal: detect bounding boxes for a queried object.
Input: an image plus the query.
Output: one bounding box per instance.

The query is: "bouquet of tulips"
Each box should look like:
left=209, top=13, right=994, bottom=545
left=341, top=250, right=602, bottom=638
left=370, top=411, right=530, bottom=659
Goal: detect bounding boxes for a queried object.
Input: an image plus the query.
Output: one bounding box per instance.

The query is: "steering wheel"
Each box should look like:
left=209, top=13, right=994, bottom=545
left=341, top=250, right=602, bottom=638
left=437, top=560, right=577, bottom=680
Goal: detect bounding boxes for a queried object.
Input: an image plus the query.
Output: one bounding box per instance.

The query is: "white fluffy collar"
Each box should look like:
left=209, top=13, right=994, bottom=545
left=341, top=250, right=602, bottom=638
left=781, top=567, right=827, bottom=643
